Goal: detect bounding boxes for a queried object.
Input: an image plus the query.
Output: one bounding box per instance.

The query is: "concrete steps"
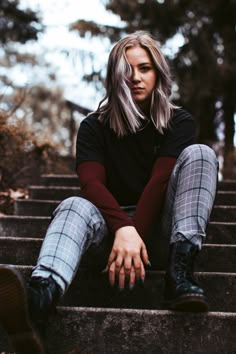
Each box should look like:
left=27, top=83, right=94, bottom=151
left=0, top=173, right=236, bottom=353
left=40, top=174, right=236, bottom=190
left=27, top=185, right=236, bottom=206
left=1, top=216, right=236, bottom=244
left=1, top=307, right=235, bottom=353
left=0, top=265, right=234, bottom=313
left=0, top=237, right=235, bottom=273
left=13, top=198, right=236, bottom=220
left=28, top=186, right=81, bottom=200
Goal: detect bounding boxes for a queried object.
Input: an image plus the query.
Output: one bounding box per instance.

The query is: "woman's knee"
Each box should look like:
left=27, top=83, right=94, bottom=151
left=180, top=144, right=218, bottom=166
left=53, top=196, right=96, bottom=216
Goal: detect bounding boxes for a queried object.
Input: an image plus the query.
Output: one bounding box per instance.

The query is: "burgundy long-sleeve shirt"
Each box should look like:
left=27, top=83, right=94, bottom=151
left=76, top=109, right=195, bottom=240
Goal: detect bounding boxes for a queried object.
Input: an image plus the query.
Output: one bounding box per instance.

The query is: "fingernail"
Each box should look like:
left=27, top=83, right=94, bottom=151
left=119, top=286, right=124, bottom=292
left=101, top=268, right=107, bottom=273
left=129, top=284, right=134, bottom=290
left=147, top=261, right=152, bottom=268
left=141, top=277, right=145, bottom=284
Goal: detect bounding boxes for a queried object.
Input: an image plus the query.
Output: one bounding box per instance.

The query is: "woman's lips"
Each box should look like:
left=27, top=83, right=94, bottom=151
left=131, top=88, right=144, bottom=93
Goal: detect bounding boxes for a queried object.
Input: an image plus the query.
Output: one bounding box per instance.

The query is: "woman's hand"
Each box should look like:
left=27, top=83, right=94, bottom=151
left=106, top=226, right=149, bottom=290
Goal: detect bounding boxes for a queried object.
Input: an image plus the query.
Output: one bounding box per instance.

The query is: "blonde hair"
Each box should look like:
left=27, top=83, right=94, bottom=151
left=97, top=31, right=177, bottom=137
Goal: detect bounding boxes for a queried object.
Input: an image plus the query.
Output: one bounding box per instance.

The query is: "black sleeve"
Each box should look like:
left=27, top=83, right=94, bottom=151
left=158, top=109, right=196, bottom=158
left=76, top=114, right=105, bottom=168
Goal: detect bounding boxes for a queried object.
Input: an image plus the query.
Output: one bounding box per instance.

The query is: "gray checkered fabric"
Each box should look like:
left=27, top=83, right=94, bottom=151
left=32, top=197, right=108, bottom=292
left=161, top=144, right=218, bottom=249
left=32, top=144, right=218, bottom=293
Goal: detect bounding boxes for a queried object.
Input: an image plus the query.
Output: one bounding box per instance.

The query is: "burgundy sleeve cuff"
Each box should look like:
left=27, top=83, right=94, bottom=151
left=77, top=161, right=134, bottom=234
left=133, top=156, right=177, bottom=239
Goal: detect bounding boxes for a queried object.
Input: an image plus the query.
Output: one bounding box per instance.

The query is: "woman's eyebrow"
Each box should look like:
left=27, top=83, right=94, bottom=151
left=138, top=62, right=153, bottom=67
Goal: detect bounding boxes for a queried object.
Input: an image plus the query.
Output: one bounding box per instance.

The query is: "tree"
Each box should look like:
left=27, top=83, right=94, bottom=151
left=0, top=0, right=43, bottom=122
left=71, top=0, right=236, bottom=177
left=0, top=0, right=76, bottom=196
left=0, top=0, right=43, bottom=44
left=0, top=1, right=76, bottom=155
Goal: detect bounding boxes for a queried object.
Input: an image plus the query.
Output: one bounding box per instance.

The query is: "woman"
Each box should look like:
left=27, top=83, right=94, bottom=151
left=0, top=31, right=218, bottom=353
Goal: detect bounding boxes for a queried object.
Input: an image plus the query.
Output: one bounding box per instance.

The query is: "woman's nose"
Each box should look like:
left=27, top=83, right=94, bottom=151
left=131, top=69, right=141, bottom=82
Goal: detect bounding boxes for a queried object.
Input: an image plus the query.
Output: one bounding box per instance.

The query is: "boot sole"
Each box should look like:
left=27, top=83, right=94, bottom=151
left=165, top=293, right=209, bottom=312
left=0, top=266, right=43, bottom=354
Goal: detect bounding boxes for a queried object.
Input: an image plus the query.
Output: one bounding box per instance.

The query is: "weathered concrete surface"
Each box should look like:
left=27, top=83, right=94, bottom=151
left=40, top=174, right=236, bottom=191
left=41, top=174, right=78, bottom=187
left=0, top=216, right=50, bottom=238
left=2, top=216, right=236, bottom=244
left=211, top=205, right=236, bottom=222
left=1, top=308, right=236, bottom=354
left=215, top=191, right=236, bottom=205
left=0, top=174, right=236, bottom=354
left=218, top=180, right=236, bottom=191
left=0, top=237, right=41, bottom=264
left=46, top=308, right=236, bottom=354
left=14, top=199, right=61, bottom=216
left=29, top=186, right=81, bottom=200
left=0, top=237, right=235, bottom=273
left=206, top=221, right=236, bottom=244
left=14, top=198, right=236, bottom=217
left=0, top=265, right=234, bottom=313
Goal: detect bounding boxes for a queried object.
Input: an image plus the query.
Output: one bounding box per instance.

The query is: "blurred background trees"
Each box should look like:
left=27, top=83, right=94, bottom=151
left=0, top=0, right=235, bottom=182
left=0, top=0, right=73, bottom=207
left=0, top=0, right=41, bottom=43
left=0, top=0, right=74, bottom=151
left=71, top=0, right=236, bottom=178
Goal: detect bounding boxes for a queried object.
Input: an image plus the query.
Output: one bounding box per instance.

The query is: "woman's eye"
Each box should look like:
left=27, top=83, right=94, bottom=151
left=140, top=66, right=150, bottom=72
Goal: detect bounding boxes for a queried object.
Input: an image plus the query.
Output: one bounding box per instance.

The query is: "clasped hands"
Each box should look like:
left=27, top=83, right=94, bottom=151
left=104, top=226, right=150, bottom=290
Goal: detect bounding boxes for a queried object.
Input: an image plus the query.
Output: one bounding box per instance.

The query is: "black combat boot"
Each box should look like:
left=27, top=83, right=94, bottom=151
left=164, top=241, right=209, bottom=312
left=0, top=266, right=61, bottom=354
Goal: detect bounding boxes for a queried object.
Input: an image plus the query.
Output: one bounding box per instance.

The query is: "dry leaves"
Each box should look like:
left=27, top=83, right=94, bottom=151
left=0, top=188, right=28, bottom=215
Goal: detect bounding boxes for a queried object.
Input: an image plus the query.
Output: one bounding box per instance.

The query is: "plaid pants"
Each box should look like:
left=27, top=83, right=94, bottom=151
left=32, top=144, right=218, bottom=293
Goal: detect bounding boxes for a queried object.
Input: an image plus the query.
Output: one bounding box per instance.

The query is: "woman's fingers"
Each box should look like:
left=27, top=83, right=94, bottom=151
left=115, top=254, right=123, bottom=275
left=106, top=234, right=149, bottom=289
left=133, top=253, right=143, bottom=280
left=129, top=266, right=136, bottom=289
left=124, top=256, right=132, bottom=279
left=106, top=249, right=116, bottom=271
left=108, top=261, right=116, bottom=286
left=140, top=260, right=146, bottom=282
left=109, top=257, right=146, bottom=289
left=118, top=265, right=136, bottom=290
left=141, top=243, right=149, bottom=266
left=118, top=266, right=125, bottom=290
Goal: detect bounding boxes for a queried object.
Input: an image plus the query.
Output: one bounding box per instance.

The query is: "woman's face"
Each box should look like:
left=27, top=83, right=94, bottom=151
left=126, top=46, right=157, bottom=110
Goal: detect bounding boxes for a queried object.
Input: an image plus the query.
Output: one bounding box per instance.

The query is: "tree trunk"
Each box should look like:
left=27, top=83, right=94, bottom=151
left=222, top=92, right=236, bottom=179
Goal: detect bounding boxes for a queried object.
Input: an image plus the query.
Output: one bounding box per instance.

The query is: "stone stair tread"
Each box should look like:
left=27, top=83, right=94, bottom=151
left=30, top=185, right=80, bottom=190
left=27, top=184, right=236, bottom=202
left=1, top=216, right=236, bottom=244
left=1, top=174, right=236, bottom=353
left=43, top=307, right=236, bottom=354
left=28, top=186, right=81, bottom=200
left=14, top=193, right=236, bottom=210
left=28, top=185, right=235, bottom=192
left=14, top=199, right=236, bottom=220
left=40, top=174, right=236, bottom=188
left=0, top=238, right=235, bottom=273
left=0, top=264, right=235, bottom=313
left=211, top=206, right=236, bottom=222
left=1, top=307, right=236, bottom=354
left=41, top=174, right=78, bottom=187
